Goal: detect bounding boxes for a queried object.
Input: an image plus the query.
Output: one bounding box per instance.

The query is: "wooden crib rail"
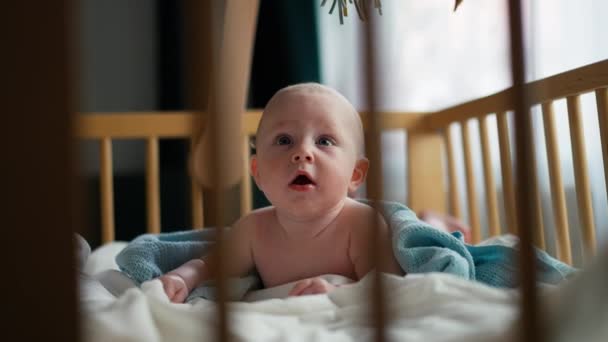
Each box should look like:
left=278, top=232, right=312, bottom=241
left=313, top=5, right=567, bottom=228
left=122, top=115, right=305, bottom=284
left=77, top=111, right=427, bottom=244
left=426, top=59, right=608, bottom=129
left=422, top=58, right=608, bottom=262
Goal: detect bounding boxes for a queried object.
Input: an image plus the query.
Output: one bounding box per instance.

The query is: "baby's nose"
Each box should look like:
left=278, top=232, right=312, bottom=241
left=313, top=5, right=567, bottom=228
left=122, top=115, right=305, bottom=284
left=291, top=150, right=313, bottom=163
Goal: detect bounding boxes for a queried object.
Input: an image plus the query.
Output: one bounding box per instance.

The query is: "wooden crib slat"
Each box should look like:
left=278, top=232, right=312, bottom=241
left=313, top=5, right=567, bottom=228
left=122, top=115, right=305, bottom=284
left=567, top=95, right=597, bottom=258
left=496, top=112, right=518, bottom=234
left=597, top=88, right=608, bottom=209
left=100, top=137, right=115, bottom=243
left=479, top=115, right=501, bottom=236
left=241, top=136, right=253, bottom=216
left=407, top=131, right=446, bottom=213
left=190, top=138, right=204, bottom=228
left=460, top=120, right=481, bottom=242
left=445, top=125, right=463, bottom=219
left=541, top=102, right=572, bottom=258
left=526, top=110, right=546, bottom=251
left=146, top=137, right=161, bottom=234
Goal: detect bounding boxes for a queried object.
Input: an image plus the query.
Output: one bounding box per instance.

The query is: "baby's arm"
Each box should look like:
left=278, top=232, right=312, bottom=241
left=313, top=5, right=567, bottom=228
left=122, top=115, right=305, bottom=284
left=349, top=213, right=404, bottom=279
left=159, top=216, right=256, bottom=303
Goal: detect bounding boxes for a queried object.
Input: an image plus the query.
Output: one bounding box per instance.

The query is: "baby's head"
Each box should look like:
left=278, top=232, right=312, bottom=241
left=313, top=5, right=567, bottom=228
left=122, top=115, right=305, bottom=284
left=250, top=83, right=368, bottom=216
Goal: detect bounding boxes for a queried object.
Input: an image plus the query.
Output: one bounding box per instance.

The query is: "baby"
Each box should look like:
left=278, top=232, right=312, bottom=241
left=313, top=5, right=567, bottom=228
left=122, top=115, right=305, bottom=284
left=159, top=83, right=403, bottom=303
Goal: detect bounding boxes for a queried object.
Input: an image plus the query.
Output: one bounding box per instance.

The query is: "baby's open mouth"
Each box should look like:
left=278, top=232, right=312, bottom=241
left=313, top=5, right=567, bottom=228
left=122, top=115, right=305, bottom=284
left=290, top=174, right=316, bottom=186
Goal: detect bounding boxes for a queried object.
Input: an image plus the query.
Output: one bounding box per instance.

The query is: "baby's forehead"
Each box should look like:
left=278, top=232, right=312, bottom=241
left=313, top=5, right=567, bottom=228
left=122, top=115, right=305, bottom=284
left=264, top=89, right=358, bottom=127
left=271, top=88, right=344, bottom=109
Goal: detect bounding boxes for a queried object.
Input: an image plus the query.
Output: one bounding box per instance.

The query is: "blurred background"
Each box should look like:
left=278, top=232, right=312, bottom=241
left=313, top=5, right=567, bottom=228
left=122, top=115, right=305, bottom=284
left=79, top=0, right=608, bottom=266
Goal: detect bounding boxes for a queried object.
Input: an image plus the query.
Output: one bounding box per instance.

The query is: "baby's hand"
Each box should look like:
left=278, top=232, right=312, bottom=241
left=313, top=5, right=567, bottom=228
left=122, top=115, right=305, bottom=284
left=288, top=277, right=337, bottom=296
left=158, top=274, right=189, bottom=303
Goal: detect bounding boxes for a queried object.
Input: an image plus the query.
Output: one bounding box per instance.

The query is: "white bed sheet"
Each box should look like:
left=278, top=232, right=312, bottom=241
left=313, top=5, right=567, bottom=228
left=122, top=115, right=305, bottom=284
left=81, top=242, right=527, bottom=342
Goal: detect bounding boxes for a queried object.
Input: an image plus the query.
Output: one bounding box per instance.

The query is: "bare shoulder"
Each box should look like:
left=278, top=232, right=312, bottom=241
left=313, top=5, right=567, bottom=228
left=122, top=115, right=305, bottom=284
left=346, top=199, right=402, bottom=277
left=343, top=198, right=388, bottom=232
left=231, top=206, right=276, bottom=237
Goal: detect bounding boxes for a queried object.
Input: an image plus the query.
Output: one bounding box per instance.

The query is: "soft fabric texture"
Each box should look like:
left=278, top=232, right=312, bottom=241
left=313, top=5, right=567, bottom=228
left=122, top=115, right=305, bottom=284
left=82, top=241, right=608, bottom=342
left=82, top=270, right=521, bottom=342
left=116, top=200, right=576, bottom=300
left=115, top=229, right=262, bottom=301
left=377, top=201, right=576, bottom=287
left=75, top=233, right=91, bottom=271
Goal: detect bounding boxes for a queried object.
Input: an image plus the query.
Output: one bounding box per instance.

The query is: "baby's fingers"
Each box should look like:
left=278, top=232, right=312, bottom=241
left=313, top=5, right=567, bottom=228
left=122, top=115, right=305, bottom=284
left=160, top=275, right=188, bottom=303
left=305, top=279, right=336, bottom=295
left=288, top=279, right=312, bottom=296
left=171, top=286, right=189, bottom=303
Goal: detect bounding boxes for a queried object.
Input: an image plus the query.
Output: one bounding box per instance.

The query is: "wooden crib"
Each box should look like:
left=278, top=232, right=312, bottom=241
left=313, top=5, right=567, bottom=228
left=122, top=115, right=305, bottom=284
left=77, top=58, right=608, bottom=265
left=6, top=1, right=608, bottom=341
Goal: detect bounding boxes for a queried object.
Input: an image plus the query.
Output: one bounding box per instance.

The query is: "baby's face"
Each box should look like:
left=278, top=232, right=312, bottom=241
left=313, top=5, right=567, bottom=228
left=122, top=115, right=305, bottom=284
left=251, top=90, right=367, bottom=217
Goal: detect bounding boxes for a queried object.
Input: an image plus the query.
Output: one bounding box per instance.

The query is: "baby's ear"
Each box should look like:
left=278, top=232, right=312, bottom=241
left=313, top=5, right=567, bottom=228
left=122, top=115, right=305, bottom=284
left=348, top=158, right=369, bottom=193
left=250, top=155, right=261, bottom=185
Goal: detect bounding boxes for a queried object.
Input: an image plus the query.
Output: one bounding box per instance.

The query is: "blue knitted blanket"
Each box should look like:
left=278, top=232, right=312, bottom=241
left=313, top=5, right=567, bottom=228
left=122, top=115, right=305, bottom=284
left=116, top=201, right=576, bottom=296
left=379, top=201, right=576, bottom=287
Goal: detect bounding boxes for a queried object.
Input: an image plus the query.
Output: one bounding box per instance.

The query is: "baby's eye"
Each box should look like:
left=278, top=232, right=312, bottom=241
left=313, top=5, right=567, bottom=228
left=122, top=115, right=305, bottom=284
left=317, top=136, right=335, bottom=146
left=275, top=135, right=292, bottom=145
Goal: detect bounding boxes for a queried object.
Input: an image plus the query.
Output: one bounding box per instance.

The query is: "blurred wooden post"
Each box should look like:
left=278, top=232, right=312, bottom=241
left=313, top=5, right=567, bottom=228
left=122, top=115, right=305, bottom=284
left=507, top=1, right=543, bottom=341
left=2, top=1, right=78, bottom=341
left=189, top=1, right=260, bottom=342
left=363, top=4, right=387, bottom=342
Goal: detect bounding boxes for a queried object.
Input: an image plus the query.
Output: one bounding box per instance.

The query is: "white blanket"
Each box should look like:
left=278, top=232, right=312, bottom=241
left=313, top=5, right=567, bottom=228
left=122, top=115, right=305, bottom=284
left=81, top=242, right=529, bottom=342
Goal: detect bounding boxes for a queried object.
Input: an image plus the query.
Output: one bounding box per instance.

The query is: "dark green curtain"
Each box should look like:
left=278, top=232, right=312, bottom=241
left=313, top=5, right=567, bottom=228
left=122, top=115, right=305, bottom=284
left=249, top=0, right=321, bottom=107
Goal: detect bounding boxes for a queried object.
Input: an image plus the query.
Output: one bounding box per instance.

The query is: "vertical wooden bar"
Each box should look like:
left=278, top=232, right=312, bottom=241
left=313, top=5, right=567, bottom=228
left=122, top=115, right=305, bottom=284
left=445, top=126, right=463, bottom=218
left=596, top=88, right=608, bottom=229
left=479, top=115, right=501, bottom=236
left=190, top=138, right=204, bottom=228
left=460, top=120, right=481, bottom=243
left=407, top=129, right=446, bottom=214
left=100, top=137, right=115, bottom=243
left=199, top=2, right=260, bottom=342
left=496, top=111, right=518, bottom=234
left=541, top=101, right=572, bottom=261
left=241, top=136, right=253, bottom=216
left=146, top=137, right=161, bottom=234
left=567, top=95, right=597, bottom=258
left=527, top=121, right=546, bottom=251
left=3, top=1, right=78, bottom=340
left=508, top=0, right=543, bottom=340
left=363, top=4, right=386, bottom=342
